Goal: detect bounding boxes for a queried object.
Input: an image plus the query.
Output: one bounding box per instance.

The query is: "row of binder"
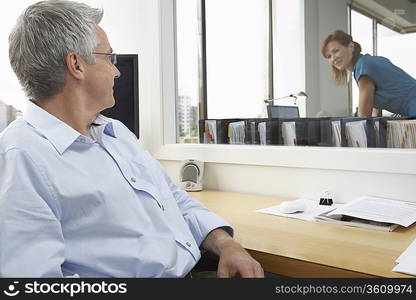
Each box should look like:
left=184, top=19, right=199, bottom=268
left=199, top=117, right=416, bottom=148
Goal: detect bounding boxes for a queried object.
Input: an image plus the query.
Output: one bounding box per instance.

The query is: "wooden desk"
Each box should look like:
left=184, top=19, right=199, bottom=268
left=189, top=190, right=416, bottom=278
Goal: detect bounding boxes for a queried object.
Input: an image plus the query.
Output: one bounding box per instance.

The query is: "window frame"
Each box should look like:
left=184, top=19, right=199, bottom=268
left=348, top=6, right=378, bottom=116
left=154, top=0, right=416, bottom=176
left=174, top=0, right=274, bottom=127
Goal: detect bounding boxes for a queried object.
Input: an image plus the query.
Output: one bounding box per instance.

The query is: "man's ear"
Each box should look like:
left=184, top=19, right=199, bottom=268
left=66, top=53, right=85, bottom=80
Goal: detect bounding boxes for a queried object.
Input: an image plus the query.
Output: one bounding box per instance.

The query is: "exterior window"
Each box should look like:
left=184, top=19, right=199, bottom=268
left=350, top=9, right=373, bottom=116
left=377, top=24, right=416, bottom=83
left=175, top=0, right=201, bottom=143
left=350, top=8, right=416, bottom=116
left=205, top=0, right=269, bottom=120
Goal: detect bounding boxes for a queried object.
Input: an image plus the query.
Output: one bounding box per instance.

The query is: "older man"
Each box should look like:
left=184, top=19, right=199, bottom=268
left=0, top=0, right=263, bottom=278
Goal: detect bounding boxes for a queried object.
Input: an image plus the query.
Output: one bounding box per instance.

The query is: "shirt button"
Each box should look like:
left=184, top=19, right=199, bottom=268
left=79, top=137, right=86, bottom=143
left=131, top=177, right=137, bottom=183
left=186, top=242, right=191, bottom=248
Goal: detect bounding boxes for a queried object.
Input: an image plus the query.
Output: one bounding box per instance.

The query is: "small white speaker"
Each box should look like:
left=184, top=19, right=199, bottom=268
left=179, top=159, right=204, bottom=192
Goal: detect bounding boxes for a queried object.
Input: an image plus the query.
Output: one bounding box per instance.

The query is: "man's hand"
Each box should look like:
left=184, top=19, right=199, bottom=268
left=216, top=238, right=264, bottom=278
left=201, top=228, right=264, bottom=278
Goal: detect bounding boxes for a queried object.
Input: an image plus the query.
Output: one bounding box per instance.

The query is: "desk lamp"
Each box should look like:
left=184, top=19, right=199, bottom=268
left=264, top=91, right=308, bottom=105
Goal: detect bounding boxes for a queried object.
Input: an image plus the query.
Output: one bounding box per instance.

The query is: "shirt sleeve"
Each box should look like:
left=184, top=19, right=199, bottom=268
left=144, top=152, right=234, bottom=246
left=0, top=148, right=65, bottom=277
left=354, top=56, right=378, bottom=83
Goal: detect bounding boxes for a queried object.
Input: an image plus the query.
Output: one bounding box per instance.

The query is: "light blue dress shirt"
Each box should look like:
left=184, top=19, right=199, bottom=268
left=354, top=54, right=416, bottom=116
left=0, top=100, right=232, bottom=277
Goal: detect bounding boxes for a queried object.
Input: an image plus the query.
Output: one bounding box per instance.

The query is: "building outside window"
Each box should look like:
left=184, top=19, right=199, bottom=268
left=0, top=100, right=20, bottom=132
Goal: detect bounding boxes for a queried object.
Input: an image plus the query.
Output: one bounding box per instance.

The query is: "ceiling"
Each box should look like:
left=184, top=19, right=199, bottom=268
left=352, top=0, right=416, bottom=33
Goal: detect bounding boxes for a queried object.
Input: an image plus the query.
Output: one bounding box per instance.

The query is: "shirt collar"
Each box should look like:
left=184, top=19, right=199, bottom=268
left=23, top=100, right=116, bottom=155
left=92, top=114, right=117, bottom=138
left=353, top=54, right=364, bottom=72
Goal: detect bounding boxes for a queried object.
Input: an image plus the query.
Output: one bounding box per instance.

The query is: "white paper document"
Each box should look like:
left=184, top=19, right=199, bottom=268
left=346, top=120, right=367, bottom=148
left=228, top=121, right=245, bottom=144
left=326, top=196, right=416, bottom=227
left=282, top=121, right=297, bottom=146
left=256, top=199, right=336, bottom=222
left=258, top=122, right=266, bottom=145
left=393, top=238, right=416, bottom=276
left=331, top=120, right=341, bottom=147
left=204, top=120, right=217, bottom=144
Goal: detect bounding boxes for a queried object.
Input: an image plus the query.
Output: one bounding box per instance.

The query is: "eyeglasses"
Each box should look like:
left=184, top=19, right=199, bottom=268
left=93, top=52, right=117, bottom=65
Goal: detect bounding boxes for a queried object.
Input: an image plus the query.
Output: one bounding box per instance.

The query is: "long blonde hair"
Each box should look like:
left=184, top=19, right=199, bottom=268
left=321, top=30, right=362, bottom=85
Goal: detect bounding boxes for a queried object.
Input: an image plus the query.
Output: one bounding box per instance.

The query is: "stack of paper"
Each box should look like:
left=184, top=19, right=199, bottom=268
left=387, top=119, right=416, bottom=148
left=204, top=120, right=217, bottom=144
left=315, top=196, right=416, bottom=232
left=228, top=121, right=245, bottom=144
left=393, top=238, right=416, bottom=276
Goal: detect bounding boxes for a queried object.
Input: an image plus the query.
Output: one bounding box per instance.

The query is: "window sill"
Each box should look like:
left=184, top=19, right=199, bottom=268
left=154, top=144, right=416, bottom=175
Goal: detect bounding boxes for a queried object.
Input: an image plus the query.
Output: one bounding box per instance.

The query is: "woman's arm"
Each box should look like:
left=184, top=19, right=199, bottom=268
left=357, top=75, right=376, bottom=117
left=372, top=108, right=380, bottom=117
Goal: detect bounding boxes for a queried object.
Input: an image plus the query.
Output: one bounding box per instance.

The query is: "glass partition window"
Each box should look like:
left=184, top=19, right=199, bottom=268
left=175, top=0, right=305, bottom=144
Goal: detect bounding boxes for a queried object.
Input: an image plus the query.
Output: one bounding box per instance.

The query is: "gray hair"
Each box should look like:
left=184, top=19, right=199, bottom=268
left=9, top=0, right=103, bottom=101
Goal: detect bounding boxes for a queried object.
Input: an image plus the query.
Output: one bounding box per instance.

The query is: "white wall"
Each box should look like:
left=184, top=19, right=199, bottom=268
left=160, top=160, right=416, bottom=203
left=0, top=0, right=39, bottom=111
left=318, top=0, right=350, bottom=117
left=306, top=0, right=350, bottom=117
left=304, top=0, right=350, bottom=118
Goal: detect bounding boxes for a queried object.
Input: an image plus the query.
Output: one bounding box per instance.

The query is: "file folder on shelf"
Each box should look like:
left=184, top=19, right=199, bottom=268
left=199, top=119, right=239, bottom=145
left=228, top=121, right=246, bottom=144
left=296, top=118, right=327, bottom=146
left=386, top=119, right=416, bottom=148
left=281, top=121, right=296, bottom=145
left=199, top=119, right=249, bottom=144
left=377, top=117, right=412, bottom=148
left=244, top=118, right=269, bottom=145
left=198, top=117, right=416, bottom=148
left=258, top=119, right=279, bottom=145
left=340, top=117, right=372, bottom=148
left=276, top=118, right=329, bottom=146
